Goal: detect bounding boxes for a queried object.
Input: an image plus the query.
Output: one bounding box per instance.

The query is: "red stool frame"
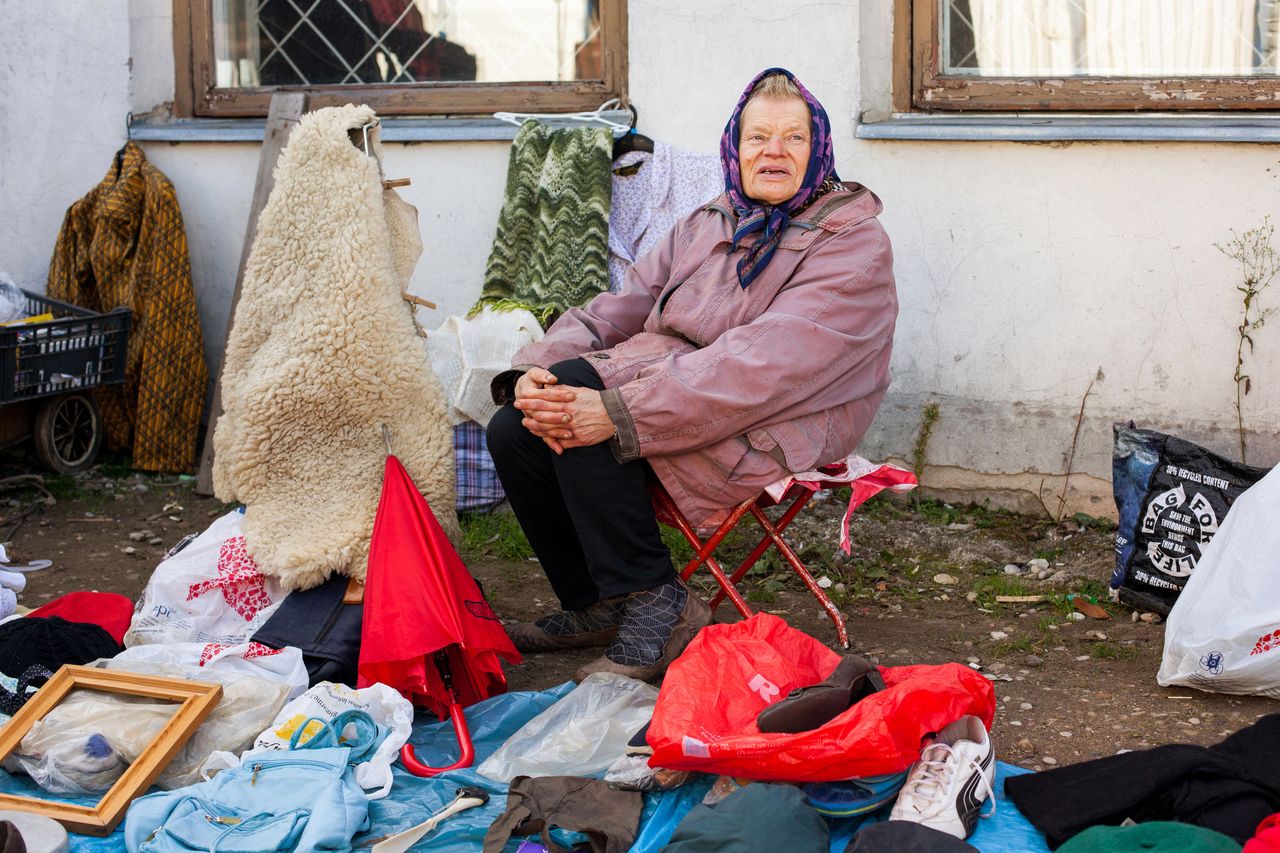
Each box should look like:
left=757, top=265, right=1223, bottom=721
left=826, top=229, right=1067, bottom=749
left=651, top=483, right=849, bottom=649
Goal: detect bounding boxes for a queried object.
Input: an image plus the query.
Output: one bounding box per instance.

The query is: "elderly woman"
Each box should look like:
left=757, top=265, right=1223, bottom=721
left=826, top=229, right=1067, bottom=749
left=487, top=68, right=897, bottom=683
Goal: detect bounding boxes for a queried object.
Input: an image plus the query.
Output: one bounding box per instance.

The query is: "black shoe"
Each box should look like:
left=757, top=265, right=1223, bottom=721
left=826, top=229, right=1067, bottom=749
left=756, top=655, right=885, bottom=734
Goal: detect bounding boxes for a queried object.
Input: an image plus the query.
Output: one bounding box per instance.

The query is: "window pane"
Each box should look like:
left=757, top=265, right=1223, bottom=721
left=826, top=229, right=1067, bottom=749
left=941, top=0, right=1280, bottom=77
left=212, top=0, right=604, bottom=88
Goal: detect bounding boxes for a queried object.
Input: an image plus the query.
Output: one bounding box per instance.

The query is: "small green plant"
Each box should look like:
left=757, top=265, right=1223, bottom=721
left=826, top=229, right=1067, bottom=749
left=1071, top=512, right=1117, bottom=532
left=1089, top=642, right=1139, bottom=661
left=458, top=510, right=535, bottom=561
left=910, top=403, right=940, bottom=507
left=1216, top=217, right=1280, bottom=465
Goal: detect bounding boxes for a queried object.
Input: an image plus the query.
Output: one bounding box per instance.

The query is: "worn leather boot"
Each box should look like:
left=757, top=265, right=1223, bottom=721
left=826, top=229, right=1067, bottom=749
left=756, top=654, right=886, bottom=734
left=504, top=598, right=623, bottom=652
left=574, top=585, right=712, bottom=683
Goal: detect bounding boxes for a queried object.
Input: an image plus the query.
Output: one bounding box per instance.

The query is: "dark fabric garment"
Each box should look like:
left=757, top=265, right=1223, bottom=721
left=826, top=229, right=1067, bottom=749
left=1059, top=822, right=1242, bottom=853
left=486, top=358, right=675, bottom=610
left=719, top=67, right=838, bottom=288
left=46, top=142, right=207, bottom=472
left=0, top=616, right=121, bottom=678
left=252, top=574, right=363, bottom=686
left=28, top=592, right=134, bottom=644
left=662, top=783, right=828, bottom=853
left=844, top=821, right=977, bottom=853
left=482, top=775, right=643, bottom=853
left=0, top=665, right=54, bottom=716
left=1004, top=714, right=1280, bottom=848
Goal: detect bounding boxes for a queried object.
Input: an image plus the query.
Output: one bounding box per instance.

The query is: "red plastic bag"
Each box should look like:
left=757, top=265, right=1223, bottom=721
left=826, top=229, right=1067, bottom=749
left=647, top=613, right=996, bottom=782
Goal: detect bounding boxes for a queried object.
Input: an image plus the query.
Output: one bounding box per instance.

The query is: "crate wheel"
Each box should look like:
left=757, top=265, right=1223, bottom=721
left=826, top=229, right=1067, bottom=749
left=34, top=393, right=103, bottom=474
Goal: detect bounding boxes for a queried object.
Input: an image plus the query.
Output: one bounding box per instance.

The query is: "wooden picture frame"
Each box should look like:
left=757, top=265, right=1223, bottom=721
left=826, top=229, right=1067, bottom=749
left=0, top=665, right=222, bottom=836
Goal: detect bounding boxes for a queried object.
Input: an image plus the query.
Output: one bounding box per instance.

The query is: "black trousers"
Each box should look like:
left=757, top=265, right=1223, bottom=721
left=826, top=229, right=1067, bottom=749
left=486, top=359, right=676, bottom=611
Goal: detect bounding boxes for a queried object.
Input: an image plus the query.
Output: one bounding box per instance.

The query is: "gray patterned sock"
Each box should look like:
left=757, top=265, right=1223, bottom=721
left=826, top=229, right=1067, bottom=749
left=535, top=598, right=625, bottom=636
left=606, top=582, right=687, bottom=667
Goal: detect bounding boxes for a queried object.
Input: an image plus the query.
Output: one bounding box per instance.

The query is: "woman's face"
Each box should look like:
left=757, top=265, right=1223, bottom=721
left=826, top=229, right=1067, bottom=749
left=738, top=95, right=812, bottom=206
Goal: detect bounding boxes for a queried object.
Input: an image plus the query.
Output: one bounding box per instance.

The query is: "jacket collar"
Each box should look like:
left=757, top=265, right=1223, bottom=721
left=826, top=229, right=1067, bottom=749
left=703, top=182, right=882, bottom=236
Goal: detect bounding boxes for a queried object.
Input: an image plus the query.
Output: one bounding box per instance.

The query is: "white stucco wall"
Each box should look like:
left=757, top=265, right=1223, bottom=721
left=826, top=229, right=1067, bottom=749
left=0, top=0, right=131, bottom=293
left=2, top=0, right=1276, bottom=514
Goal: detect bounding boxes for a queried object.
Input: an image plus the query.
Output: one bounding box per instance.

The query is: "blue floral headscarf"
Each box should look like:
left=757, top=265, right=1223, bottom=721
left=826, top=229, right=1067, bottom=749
left=719, top=68, right=838, bottom=288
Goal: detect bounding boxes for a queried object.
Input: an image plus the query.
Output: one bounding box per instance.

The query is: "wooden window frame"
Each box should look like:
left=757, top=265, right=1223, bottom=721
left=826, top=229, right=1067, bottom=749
left=174, top=0, right=628, bottom=117
left=0, top=665, right=222, bottom=836
left=894, top=0, right=1280, bottom=112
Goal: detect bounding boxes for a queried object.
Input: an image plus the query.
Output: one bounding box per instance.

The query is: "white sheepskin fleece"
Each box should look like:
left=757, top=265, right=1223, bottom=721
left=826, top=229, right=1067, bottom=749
left=213, top=104, right=458, bottom=591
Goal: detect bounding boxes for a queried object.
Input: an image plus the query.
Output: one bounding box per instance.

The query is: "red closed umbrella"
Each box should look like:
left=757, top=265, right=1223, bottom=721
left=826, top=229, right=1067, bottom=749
left=359, top=448, right=521, bottom=776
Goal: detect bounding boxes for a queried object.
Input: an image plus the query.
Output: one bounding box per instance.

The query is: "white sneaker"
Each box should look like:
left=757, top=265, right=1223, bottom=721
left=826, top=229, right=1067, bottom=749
left=889, top=715, right=996, bottom=839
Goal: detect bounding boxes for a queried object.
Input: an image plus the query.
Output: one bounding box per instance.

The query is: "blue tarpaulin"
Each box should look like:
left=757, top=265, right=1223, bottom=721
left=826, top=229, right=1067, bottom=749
left=0, top=682, right=1048, bottom=852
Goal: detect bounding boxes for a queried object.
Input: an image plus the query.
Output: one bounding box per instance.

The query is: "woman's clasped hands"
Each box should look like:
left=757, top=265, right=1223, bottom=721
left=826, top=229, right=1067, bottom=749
left=513, top=367, right=617, bottom=454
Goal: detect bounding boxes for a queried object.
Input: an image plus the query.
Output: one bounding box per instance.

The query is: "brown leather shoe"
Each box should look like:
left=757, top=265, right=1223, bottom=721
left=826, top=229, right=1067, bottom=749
left=505, top=619, right=618, bottom=653
left=574, top=590, right=712, bottom=683
left=755, top=654, right=885, bottom=734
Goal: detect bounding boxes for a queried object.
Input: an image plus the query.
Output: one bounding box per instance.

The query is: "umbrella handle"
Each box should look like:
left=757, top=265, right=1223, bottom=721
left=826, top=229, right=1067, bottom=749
left=399, top=702, right=475, bottom=777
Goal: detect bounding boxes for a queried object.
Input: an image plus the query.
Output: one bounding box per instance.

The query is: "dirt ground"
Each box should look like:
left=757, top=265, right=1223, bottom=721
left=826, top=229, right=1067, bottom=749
left=2, top=459, right=1276, bottom=773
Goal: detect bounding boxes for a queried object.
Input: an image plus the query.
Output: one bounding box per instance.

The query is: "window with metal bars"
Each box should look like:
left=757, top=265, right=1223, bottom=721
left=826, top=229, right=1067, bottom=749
left=896, top=0, right=1280, bottom=111
left=176, top=0, right=627, bottom=116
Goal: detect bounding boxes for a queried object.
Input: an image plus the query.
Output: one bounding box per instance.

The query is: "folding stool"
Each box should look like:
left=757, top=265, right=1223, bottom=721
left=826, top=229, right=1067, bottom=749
left=651, top=455, right=917, bottom=649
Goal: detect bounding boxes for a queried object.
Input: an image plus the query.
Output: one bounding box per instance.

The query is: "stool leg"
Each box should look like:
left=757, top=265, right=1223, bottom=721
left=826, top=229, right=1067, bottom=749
left=749, top=504, right=850, bottom=649
left=723, top=492, right=814, bottom=591
left=653, top=486, right=754, bottom=618
left=683, top=500, right=755, bottom=618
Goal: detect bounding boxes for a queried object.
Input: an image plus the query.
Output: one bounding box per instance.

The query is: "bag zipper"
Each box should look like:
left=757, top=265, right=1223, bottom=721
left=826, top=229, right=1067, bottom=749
left=313, top=601, right=344, bottom=645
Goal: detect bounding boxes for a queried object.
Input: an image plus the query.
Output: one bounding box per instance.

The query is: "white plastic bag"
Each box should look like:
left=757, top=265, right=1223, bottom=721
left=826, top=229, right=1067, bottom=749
left=112, top=641, right=309, bottom=699
left=4, top=695, right=173, bottom=793
left=477, top=672, right=658, bottom=782
left=95, top=657, right=292, bottom=789
left=243, top=681, right=413, bottom=799
left=0, top=274, right=24, bottom=324
left=3, top=658, right=290, bottom=793
left=425, top=307, right=544, bottom=426
left=1158, top=463, right=1280, bottom=697
left=125, top=510, right=287, bottom=648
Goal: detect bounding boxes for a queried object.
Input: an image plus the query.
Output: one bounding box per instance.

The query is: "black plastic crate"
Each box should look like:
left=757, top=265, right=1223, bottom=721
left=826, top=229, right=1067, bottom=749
left=0, top=290, right=130, bottom=404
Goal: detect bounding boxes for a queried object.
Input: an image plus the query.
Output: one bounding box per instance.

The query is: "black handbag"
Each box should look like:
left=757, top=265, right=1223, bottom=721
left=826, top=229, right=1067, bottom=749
left=252, top=574, right=363, bottom=687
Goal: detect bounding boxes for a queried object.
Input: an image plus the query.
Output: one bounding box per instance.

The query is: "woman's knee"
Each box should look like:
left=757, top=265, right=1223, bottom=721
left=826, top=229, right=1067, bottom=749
left=548, top=358, right=605, bottom=391
left=486, top=404, right=526, bottom=461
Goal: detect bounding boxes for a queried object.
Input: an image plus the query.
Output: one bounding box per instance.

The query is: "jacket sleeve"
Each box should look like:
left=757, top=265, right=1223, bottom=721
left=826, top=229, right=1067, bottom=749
left=603, top=219, right=896, bottom=461
left=506, top=218, right=683, bottom=370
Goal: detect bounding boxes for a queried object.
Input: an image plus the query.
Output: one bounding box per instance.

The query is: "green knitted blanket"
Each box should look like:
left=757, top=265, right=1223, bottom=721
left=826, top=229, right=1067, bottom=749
left=472, top=120, right=612, bottom=327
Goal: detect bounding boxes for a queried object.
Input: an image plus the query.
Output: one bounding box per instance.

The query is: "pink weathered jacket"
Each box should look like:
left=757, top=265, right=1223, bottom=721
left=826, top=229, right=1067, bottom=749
left=509, top=182, right=897, bottom=528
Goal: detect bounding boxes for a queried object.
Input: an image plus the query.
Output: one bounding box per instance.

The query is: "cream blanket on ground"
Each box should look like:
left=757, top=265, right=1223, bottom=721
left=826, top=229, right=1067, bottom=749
left=213, top=104, right=457, bottom=590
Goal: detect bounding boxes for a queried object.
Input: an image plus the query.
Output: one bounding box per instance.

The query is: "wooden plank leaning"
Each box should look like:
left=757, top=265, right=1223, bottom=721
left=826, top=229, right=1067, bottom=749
left=195, top=92, right=309, bottom=495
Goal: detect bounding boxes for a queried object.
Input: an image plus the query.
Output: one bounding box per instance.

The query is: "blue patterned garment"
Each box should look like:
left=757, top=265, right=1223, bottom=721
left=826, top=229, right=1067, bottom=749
left=455, top=422, right=505, bottom=512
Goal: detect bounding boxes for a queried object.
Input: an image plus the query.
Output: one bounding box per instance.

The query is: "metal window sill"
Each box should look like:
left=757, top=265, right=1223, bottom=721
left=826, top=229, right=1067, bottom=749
left=856, top=112, right=1280, bottom=143
left=129, top=112, right=632, bottom=143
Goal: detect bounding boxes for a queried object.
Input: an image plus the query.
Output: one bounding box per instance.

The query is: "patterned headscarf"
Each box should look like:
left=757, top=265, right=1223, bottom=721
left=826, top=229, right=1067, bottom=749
left=720, top=68, right=838, bottom=288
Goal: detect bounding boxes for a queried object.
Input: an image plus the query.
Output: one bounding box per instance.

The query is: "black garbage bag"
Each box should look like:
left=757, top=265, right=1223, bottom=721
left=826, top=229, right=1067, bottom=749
left=1110, top=424, right=1270, bottom=615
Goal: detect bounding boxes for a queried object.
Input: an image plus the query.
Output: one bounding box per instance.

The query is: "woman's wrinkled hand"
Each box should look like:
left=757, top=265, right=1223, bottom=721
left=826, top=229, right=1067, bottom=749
left=513, top=368, right=616, bottom=454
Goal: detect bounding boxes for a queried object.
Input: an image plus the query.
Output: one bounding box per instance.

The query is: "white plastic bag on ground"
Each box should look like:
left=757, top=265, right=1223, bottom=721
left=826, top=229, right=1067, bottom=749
left=477, top=672, right=658, bottom=782
left=242, top=681, right=413, bottom=799
left=125, top=510, right=286, bottom=648
left=94, top=657, right=292, bottom=789
left=3, top=695, right=173, bottom=793
left=3, top=657, right=291, bottom=793
left=1158, top=463, right=1280, bottom=697
left=111, top=641, right=309, bottom=699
